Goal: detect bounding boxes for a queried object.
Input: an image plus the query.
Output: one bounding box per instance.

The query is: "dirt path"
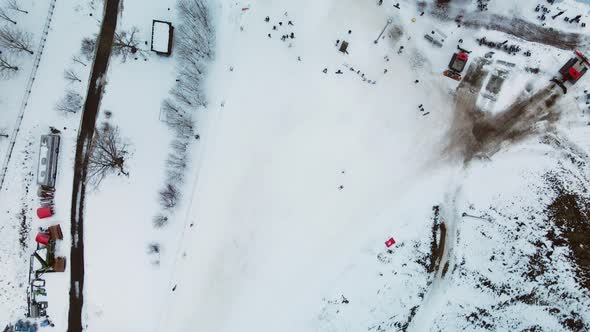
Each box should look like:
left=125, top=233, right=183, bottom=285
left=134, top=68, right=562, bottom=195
left=423, top=2, right=590, bottom=50
left=67, top=0, right=120, bottom=331
left=408, top=192, right=461, bottom=332
left=443, top=56, right=563, bottom=162
left=462, top=15, right=588, bottom=50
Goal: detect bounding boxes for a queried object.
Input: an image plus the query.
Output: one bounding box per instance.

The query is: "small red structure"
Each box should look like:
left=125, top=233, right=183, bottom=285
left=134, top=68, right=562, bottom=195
left=35, top=233, right=50, bottom=246
left=36, top=207, right=53, bottom=219
left=568, top=67, right=581, bottom=81
left=385, top=237, right=396, bottom=248
left=552, top=50, right=590, bottom=93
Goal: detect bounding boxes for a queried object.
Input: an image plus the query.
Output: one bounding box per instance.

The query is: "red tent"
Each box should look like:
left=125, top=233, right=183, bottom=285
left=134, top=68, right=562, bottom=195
left=35, top=232, right=50, bottom=246
left=36, top=207, right=53, bottom=219
left=385, top=237, right=396, bottom=248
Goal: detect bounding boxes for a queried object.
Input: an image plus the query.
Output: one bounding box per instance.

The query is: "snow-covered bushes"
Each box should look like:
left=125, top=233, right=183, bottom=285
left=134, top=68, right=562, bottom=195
left=0, top=3, right=32, bottom=78
left=80, top=37, right=95, bottom=61
left=55, top=90, right=83, bottom=113
left=159, top=183, right=179, bottom=209
left=0, top=25, right=33, bottom=54
left=152, top=214, right=169, bottom=228
left=153, top=0, right=214, bottom=219
left=146, top=242, right=161, bottom=265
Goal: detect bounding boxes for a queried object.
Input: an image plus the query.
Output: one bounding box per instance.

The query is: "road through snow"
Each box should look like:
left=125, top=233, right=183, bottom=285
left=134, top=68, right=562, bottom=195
left=68, top=0, right=120, bottom=330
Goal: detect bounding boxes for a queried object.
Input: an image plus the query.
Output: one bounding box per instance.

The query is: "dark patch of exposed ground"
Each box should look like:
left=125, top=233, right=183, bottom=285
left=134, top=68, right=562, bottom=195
left=458, top=168, right=590, bottom=331
left=418, top=1, right=590, bottom=50
left=545, top=176, right=590, bottom=292
left=394, top=206, right=447, bottom=331
left=444, top=58, right=563, bottom=162
left=68, top=0, right=120, bottom=331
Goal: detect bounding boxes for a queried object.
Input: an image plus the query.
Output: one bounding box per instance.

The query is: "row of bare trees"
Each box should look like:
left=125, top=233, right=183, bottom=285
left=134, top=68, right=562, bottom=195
left=0, top=26, right=32, bottom=76
left=0, top=0, right=27, bottom=25
left=54, top=25, right=94, bottom=113
left=0, top=0, right=32, bottom=78
left=153, top=0, right=215, bottom=230
left=55, top=26, right=148, bottom=114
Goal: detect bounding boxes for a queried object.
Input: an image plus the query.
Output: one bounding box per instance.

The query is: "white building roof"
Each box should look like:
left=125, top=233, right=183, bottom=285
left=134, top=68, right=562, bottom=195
left=152, top=21, right=171, bottom=53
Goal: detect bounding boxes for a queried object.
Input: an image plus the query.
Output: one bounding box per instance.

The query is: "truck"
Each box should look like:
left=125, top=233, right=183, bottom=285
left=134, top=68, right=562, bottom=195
left=443, top=46, right=471, bottom=81
left=551, top=50, right=590, bottom=94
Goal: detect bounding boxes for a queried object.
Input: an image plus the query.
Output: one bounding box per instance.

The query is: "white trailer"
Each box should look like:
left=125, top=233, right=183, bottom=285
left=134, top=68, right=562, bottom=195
left=37, top=134, right=60, bottom=188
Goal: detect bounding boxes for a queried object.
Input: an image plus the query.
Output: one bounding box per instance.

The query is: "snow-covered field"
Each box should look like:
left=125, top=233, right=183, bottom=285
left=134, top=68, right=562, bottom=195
left=2, top=0, right=590, bottom=331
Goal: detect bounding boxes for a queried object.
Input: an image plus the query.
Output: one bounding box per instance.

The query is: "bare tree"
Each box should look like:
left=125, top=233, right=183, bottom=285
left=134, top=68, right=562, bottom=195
left=161, top=98, right=194, bottom=138
left=113, top=27, right=146, bottom=62
left=159, top=183, right=179, bottom=209
left=64, top=68, right=82, bottom=83
left=80, top=37, right=96, bottom=61
left=72, top=55, right=87, bottom=67
left=87, top=123, right=129, bottom=186
left=152, top=214, right=169, bottom=228
left=166, top=152, right=187, bottom=171
left=166, top=168, right=184, bottom=185
left=169, top=0, right=215, bottom=112
left=4, top=0, right=27, bottom=14
left=171, top=139, right=188, bottom=154
left=0, top=50, right=18, bottom=76
left=0, top=26, right=33, bottom=54
left=177, top=0, right=214, bottom=61
left=146, top=242, right=160, bottom=254
left=172, top=60, right=208, bottom=108
left=0, top=7, right=16, bottom=24
left=146, top=242, right=160, bottom=265
left=55, top=90, right=83, bottom=113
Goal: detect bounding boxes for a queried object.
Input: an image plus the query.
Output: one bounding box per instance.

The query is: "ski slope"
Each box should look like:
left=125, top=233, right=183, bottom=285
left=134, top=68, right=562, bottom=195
left=159, top=0, right=458, bottom=330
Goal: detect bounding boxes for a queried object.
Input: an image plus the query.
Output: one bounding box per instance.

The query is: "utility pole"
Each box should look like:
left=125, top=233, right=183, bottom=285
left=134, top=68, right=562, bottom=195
left=374, top=18, right=393, bottom=44
left=461, top=212, right=491, bottom=222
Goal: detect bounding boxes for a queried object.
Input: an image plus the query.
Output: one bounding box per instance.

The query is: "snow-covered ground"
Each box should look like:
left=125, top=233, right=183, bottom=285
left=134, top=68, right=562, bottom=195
left=158, top=0, right=590, bottom=331
left=81, top=1, right=182, bottom=331
left=2, top=0, right=590, bottom=331
left=0, top=0, right=52, bottom=183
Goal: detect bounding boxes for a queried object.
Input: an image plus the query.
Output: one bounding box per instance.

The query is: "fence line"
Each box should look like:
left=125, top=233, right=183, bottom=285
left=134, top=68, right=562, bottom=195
left=0, top=0, right=58, bottom=190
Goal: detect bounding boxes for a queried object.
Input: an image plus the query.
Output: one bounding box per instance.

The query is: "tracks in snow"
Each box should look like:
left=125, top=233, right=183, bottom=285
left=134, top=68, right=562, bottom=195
left=408, top=189, right=462, bottom=332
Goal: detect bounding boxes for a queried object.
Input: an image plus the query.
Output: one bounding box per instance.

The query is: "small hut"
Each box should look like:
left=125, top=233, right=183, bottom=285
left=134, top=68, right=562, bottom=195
left=151, top=20, right=174, bottom=55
